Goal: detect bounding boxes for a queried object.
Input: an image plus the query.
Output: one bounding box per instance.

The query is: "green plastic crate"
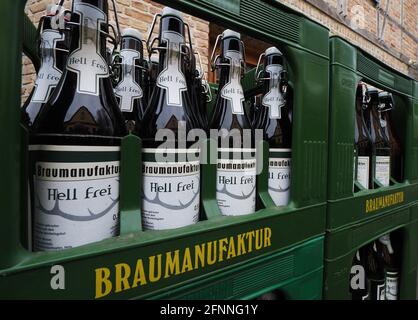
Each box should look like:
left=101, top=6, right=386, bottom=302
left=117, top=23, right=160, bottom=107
left=0, top=0, right=329, bottom=299
left=327, top=36, right=418, bottom=231
left=324, top=204, right=418, bottom=300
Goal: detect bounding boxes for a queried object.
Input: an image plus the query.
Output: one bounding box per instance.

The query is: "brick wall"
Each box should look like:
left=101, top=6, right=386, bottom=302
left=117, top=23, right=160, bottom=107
left=22, top=0, right=210, bottom=104
left=22, top=0, right=417, bottom=104
left=280, top=0, right=417, bottom=77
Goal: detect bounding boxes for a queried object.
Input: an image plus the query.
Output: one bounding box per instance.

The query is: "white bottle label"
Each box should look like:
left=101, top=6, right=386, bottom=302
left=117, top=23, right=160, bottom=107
left=31, top=30, right=64, bottom=103
left=262, top=64, right=285, bottom=119
left=220, top=50, right=245, bottom=115
left=385, top=271, right=398, bottom=300
left=375, top=155, right=390, bottom=187
left=66, top=3, right=109, bottom=96
left=216, top=148, right=256, bottom=216
left=357, top=156, right=370, bottom=189
left=30, top=145, right=120, bottom=251
left=115, top=49, right=143, bottom=112
left=142, top=148, right=200, bottom=230
left=157, top=29, right=187, bottom=107
left=268, top=148, right=291, bottom=206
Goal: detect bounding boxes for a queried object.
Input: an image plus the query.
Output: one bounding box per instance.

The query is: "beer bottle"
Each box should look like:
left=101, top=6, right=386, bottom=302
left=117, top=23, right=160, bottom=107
left=31, top=0, right=127, bottom=251
left=140, top=7, right=202, bottom=230
left=366, top=242, right=386, bottom=300
left=378, top=92, right=404, bottom=182
left=114, top=28, right=146, bottom=132
left=366, top=86, right=391, bottom=187
left=210, top=30, right=256, bottom=216
left=377, top=234, right=399, bottom=300
left=21, top=4, right=69, bottom=129
left=354, top=83, right=373, bottom=190
left=350, top=248, right=370, bottom=300
left=254, top=47, right=291, bottom=206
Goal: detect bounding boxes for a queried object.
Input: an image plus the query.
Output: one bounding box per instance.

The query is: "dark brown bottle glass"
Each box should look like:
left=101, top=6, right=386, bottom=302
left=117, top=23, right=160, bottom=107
left=210, top=29, right=256, bottom=216
left=114, top=28, right=146, bottom=133
left=365, top=86, right=391, bottom=187
left=30, top=0, right=127, bottom=251
left=147, top=55, right=159, bottom=103
left=254, top=47, right=291, bottom=206
left=140, top=7, right=202, bottom=230
left=378, top=92, right=404, bottom=183
left=377, top=234, right=399, bottom=300
left=354, top=83, right=373, bottom=190
left=366, top=242, right=386, bottom=300
left=21, top=4, right=69, bottom=129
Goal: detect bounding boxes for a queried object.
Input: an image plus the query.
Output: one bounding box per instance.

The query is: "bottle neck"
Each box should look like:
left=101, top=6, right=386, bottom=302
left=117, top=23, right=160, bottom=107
left=217, top=37, right=245, bottom=115
left=261, top=54, right=286, bottom=120
left=119, top=37, right=144, bottom=86
left=65, top=1, right=111, bottom=96
left=153, top=15, right=189, bottom=108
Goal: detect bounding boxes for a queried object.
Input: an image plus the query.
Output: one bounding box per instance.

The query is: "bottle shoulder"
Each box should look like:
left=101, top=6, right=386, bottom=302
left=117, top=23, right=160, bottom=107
left=33, top=79, right=126, bottom=137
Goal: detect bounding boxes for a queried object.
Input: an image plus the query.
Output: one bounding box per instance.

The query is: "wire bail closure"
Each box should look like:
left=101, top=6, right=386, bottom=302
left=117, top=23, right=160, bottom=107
left=146, top=13, right=194, bottom=63
left=255, top=51, right=289, bottom=96
left=209, top=33, right=247, bottom=79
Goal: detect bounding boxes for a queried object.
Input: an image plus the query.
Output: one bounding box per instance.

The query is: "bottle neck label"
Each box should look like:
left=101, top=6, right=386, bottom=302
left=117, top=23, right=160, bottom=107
left=115, top=49, right=143, bottom=112
left=156, top=30, right=188, bottom=107
left=66, top=3, right=109, bottom=96
left=262, top=64, right=285, bottom=119
left=268, top=148, right=291, bottom=206
left=220, top=50, right=245, bottom=115
left=31, top=30, right=64, bottom=103
left=29, top=145, right=120, bottom=251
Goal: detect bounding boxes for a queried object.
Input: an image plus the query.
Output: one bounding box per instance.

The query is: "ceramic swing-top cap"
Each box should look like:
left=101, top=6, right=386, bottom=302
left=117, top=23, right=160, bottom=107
left=150, top=55, right=159, bottom=63
left=222, top=29, right=241, bottom=39
left=47, top=3, right=64, bottom=15
left=265, top=47, right=282, bottom=56
left=367, top=85, right=379, bottom=93
left=162, top=7, right=183, bottom=20
left=122, top=28, right=143, bottom=41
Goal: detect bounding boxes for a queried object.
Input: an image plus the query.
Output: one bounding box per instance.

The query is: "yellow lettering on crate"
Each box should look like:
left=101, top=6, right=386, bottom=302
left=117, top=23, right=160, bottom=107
left=94, top=227, right=273, bottom=299
left=95, top=267, right=112, bottom=299
left=365, top=191, right=405, bottom=214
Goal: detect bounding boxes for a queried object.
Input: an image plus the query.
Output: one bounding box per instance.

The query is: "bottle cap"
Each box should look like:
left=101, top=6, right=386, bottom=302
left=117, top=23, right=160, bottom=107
left=122, top=28, right=143, bottom=41
left=367, top=85, right=379, bottom=94
left=46, top=3, right=65, bottom=16
left=379, top=234, right=394, bottom=254
left=265, top=47, right=282, bottom=56
left=162, top=7, right=183, bottom=20
left=222, top=29, right=241, bottom=40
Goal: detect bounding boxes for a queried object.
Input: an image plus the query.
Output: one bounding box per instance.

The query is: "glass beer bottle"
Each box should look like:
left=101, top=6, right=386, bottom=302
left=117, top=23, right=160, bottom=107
left=366, top=242, right=386, bottom=300
left=354, top=83, right=373, bottom=190
left=31, top=0, right=127, bottom=251
left=21, top=4, right=69, bottom=129
left=210, top=30, right=256, bottom=216
left=378, top=92, right=404, bottom=183
left=366, top=86, right=391, bottom=187
left=140, top=7, right=202, bottom=230
left=254, top=47, right=291, bottom=206
left=377, top=234, right=399, bottom=300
